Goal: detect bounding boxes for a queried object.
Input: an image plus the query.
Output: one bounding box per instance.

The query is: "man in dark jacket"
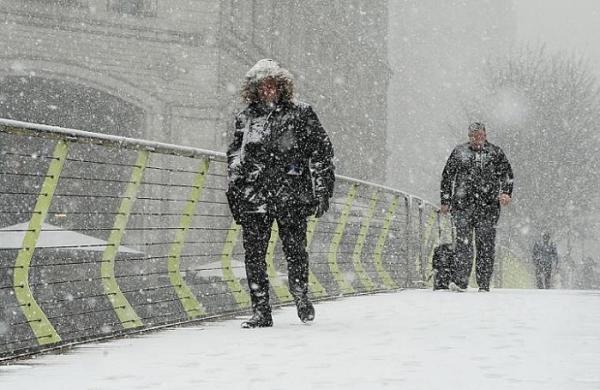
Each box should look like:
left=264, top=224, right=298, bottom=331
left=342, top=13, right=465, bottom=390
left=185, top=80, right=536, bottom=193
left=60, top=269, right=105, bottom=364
left=440, top=122, right=513, bottom=292
left=532, top=232, right=558, bottom=289
left=226, top=59, right=335, bottom=328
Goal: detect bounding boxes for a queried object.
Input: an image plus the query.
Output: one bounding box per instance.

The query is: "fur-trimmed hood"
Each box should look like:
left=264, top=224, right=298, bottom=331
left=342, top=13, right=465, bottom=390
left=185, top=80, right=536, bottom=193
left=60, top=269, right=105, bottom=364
left=245, top=59, right=293, bottom=82
left=241, top=59, right=295, bottom=104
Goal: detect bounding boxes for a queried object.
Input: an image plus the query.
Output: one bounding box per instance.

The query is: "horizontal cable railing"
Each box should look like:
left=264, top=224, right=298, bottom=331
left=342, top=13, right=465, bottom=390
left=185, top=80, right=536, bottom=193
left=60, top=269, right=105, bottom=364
left=0, top=118, right=529, bottom=361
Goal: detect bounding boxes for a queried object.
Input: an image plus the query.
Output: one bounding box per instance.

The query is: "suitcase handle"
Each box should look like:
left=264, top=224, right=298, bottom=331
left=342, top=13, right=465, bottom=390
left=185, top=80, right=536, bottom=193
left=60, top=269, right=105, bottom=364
left=436, top=210, right=456, bottom=248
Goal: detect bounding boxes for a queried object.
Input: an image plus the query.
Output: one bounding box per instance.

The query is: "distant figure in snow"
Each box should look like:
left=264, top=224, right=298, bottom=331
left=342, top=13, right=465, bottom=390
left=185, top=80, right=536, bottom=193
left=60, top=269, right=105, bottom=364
left=440, top=122, right=514, bottom=292
left=226, top=59, right=335, bottom=328
left=532, top=232, right=558, bottom=289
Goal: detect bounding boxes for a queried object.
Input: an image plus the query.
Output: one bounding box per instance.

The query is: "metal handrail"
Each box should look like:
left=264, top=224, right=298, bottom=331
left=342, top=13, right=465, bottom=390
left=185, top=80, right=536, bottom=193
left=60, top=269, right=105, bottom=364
left=0, top=118, right=225, bottom=160
left=0, top=118, right=437, bottom=209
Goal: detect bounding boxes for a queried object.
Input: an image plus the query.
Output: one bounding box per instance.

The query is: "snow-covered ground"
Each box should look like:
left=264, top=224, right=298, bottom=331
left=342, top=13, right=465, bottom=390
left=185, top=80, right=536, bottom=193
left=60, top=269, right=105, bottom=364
left=1, top=289, right=599, bottom=390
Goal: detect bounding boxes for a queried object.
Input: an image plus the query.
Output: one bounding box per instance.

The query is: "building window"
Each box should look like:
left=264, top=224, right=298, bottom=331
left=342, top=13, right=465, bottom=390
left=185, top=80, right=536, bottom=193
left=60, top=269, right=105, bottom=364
left=108, top=0, right=158, bottom=17
left=24, top=0, right=88, bottom=8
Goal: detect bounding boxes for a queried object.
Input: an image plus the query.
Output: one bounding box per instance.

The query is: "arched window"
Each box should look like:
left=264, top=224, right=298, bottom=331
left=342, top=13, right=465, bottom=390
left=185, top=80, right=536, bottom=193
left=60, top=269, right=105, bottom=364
left=0, top=76, right=145, bottom=231
left=0, top=76, right=143, bottom=137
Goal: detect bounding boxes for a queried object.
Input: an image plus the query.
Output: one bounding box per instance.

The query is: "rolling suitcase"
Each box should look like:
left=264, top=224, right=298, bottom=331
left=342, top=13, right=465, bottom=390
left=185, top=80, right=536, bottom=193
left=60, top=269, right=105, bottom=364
left=432, top=212, right=456, bottom=290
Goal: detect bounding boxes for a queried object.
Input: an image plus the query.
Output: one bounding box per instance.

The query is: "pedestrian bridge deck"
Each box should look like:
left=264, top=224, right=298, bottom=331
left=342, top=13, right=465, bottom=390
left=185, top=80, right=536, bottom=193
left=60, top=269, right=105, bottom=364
left=1, top=288, right=598, bottom=390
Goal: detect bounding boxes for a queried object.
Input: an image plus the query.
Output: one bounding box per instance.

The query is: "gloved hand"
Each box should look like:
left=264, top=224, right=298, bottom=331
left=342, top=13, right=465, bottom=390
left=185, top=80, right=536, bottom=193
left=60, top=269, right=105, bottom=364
left=314, top=196, right=329, bottom=218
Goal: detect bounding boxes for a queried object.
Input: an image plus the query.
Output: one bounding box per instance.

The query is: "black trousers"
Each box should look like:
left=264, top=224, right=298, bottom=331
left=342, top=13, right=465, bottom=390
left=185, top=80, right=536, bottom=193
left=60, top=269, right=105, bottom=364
left=452, top=209, right=499, bottom=289
left=240, top=210, right=309, bottom=314
left=534, top=261, right=552, bottom=289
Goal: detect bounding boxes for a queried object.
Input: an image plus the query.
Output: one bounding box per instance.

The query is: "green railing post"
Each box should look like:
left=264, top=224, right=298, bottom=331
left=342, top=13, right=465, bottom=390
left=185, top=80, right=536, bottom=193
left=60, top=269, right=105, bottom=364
left=420, top=210, right=438, bottom=286
left=373, top=194, right=400, bottom=290
left=167, top=158, right=210, bottom=318
left=416, top=202, right=425, bottom=282
left=351, top=189, right=378, bottom=292
left=13, top=140, right=69, bottom=345
left=220, top=221, right=251, bottom=308
left=328, top=184, right=357, bottom=295
left=306, top=216, right=327, bottom=298
left=100, top=150, right=148, bottom=329
left=405, top=196, right=412, bottom=287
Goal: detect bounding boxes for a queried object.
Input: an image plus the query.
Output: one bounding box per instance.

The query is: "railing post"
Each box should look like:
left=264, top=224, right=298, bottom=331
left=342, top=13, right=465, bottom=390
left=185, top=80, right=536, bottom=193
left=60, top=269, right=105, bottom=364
left=167, top=158, right=210, bottom=318
left=327, top=184, right=357, bottom=295
left=100, top=150, right=149, bottom=329
left=373, top=194, right=399, bottom=290
left=351, top=189, right=378, bottom=292
left=417, top=200, right=425, bottom=283
left=220, top=221, right=251, bottom=308
left=13, top=139, right=69, bottom=346
left=306, top=216, right=328, bottom=298
left=405, top=195, right=412, bottom=288
left=420, top=209, right=438, bottom=286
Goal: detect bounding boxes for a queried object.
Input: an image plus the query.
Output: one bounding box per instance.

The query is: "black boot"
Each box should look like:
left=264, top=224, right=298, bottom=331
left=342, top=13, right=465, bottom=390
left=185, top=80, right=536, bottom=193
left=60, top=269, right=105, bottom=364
left=241, top=310, right=273, bottom=328
left=295, top=296, right=315, bottom=323
left=290, top=284, right=315, bottom=323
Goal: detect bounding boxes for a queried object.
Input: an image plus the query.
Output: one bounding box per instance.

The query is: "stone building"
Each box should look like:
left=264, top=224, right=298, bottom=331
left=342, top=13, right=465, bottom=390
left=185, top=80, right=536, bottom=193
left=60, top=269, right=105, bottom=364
left=0, top=0, right=390, bottom=182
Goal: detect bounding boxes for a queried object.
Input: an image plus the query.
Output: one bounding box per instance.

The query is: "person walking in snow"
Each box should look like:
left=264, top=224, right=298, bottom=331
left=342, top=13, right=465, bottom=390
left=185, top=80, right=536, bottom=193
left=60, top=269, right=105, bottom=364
left=440, top=122, right=514, bottom=292
left=226, top=59, right=335, bottom=328
left=532, top=232, right=558, bottom=289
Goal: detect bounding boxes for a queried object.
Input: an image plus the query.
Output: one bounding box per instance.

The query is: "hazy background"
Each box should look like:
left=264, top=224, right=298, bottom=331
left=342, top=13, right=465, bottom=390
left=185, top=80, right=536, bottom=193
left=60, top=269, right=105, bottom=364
left=516, top=0, right=600, bottom=78
left=387, top=0, right=600, bottom=200
left=386, top=0, right=600, bottom=285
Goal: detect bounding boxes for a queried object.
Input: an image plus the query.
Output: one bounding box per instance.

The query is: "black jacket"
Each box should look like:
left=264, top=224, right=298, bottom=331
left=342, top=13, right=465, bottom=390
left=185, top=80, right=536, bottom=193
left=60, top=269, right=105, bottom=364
left=226, top=100, right=335, bottom=222
left=441, top=141, right=513, bottom=214
left=532, top=240, right=558, bottom=265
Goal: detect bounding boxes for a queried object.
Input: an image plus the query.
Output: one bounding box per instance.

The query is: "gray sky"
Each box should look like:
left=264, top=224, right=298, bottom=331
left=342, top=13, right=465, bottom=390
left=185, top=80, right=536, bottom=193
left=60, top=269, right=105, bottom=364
left=507, top=0, right=600, bottom=257
left=515, top=0, right=600, bottom=75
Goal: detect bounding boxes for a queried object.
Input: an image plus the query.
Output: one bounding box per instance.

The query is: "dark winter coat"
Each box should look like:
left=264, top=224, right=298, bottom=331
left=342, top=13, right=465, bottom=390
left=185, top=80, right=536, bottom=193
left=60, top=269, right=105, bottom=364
left=532, top=240, right=558, bottom=265
left=226, top=100, right=335, bottom=223
left=440, top=141, right=513, bottom=215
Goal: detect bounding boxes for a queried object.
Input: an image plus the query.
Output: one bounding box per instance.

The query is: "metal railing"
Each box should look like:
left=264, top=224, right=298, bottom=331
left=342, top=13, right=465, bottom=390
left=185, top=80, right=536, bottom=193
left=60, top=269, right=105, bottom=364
left=0, top=118, right=530, bottom=361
